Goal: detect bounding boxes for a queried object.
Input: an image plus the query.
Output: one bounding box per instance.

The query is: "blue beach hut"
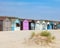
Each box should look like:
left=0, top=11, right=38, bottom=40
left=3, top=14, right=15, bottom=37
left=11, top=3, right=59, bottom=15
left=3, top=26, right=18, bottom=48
left=11, top=19, right=20, bottom=31
left=50, top=22, right=54, bottom=29
left=57, top=24, right=60, bottom=29
left=47, top=22, right=52, bottom=30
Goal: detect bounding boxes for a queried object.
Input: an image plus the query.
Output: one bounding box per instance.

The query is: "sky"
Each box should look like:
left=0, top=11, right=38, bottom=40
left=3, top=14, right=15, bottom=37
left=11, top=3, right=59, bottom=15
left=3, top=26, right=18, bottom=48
left=0, top=0, right=60, bottom=21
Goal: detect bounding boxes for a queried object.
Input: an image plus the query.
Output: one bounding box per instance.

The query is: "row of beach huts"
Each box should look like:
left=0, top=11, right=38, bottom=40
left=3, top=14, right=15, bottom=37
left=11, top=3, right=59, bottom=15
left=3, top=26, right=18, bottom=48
left=0, top=16, right=60, bottom=31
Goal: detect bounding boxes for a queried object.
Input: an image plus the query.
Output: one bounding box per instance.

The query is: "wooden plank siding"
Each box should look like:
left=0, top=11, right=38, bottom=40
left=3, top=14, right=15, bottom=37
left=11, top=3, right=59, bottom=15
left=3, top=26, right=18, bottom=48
left=3, top=18, right=11, bottom=31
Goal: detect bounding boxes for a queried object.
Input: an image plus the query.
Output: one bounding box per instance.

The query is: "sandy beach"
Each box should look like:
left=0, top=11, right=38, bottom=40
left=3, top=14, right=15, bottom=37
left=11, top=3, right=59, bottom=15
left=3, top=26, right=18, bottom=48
left=0, top=30, right=60, bottom=48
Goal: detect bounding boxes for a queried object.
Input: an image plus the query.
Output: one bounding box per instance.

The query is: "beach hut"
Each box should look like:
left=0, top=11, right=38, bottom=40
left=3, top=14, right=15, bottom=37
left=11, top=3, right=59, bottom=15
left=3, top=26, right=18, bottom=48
left=39, top=21, right=43, bottom=30
left=35, top=21, right=40, bottom=30
left=31, top=23, right=35, bottom=30
left=23, top=20, right=29, bottom=30
left=0, top=20, right=3, bottom=31
left=47, top=22, right=52, bottom=30
left=3, top=18, right=11, bottom=31
left=35, top=21, right=43, bottom=30
left=56, top=24, right=60, bottom=29
left=53, top=23, right=57, bottom=29
left=42, top=21, right=47, bottom=30
left=30, top=20, right=35, bottom=30
left=50, top=22, right=54, bottom=29
left=11, top=19, right=20, bottom=31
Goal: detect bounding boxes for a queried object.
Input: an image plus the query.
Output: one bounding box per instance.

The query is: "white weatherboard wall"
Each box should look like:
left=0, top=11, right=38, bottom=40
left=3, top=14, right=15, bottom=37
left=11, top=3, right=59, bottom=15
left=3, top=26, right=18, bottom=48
left=42, top=21, right=47, bottom=30
left=39, top=24, right=43, bottom=30
left=35, top=21, right=47, bottom=30
left=35, top=24, right=40, bottom=30
left=35, top=21, right=42, bottom=30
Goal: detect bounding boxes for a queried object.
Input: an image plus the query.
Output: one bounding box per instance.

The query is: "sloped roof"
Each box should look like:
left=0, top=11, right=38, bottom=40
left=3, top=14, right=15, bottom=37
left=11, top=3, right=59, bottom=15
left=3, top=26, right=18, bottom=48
left=0, top=17, right=6, bottom=20
left=0, top=16, right=60, bottom=23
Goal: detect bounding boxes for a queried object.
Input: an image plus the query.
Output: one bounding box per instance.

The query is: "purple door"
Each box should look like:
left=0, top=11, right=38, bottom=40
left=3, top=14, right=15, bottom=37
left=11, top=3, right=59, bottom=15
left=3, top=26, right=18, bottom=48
left=23, top=20, right=29, bottom=30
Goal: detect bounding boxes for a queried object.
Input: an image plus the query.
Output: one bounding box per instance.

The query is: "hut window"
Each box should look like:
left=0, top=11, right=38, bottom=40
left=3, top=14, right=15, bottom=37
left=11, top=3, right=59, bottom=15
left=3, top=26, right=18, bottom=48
left=16, top=23, right=20, bottom=27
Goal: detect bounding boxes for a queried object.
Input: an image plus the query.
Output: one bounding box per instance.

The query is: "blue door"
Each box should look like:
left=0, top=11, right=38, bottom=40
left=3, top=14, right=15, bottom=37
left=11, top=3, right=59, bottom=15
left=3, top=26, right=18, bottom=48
left=47, top=24, right=50, bottom=29
left=47, top=24, right=52, bottom=30
left=50, top=22, right=54, bottom=29
left=51, top=24, right=54, bottom=29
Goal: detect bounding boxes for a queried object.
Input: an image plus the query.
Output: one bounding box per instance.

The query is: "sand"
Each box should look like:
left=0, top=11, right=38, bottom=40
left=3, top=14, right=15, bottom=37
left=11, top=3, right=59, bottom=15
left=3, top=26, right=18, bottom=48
left=0, top=30, right=60, bottom=48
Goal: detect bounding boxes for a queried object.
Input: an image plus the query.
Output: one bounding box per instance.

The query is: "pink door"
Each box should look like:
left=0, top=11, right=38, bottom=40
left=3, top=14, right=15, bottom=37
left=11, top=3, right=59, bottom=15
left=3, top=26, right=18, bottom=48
left=23, top=20, right=29, bottom=30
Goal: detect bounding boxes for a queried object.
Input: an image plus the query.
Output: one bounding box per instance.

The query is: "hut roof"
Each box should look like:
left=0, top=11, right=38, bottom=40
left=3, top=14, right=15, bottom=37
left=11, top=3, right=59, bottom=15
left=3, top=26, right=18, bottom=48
left=0, top=16, right=60, bottom=23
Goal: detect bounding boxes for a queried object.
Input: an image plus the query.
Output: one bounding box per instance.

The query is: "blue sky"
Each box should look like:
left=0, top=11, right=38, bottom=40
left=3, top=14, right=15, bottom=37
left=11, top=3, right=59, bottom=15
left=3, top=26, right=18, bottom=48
left=0, top=0, right=60, bottom=21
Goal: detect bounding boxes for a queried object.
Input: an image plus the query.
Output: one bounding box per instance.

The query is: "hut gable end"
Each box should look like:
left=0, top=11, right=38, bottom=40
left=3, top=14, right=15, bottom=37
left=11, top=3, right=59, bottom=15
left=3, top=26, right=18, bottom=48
left=3, top=18, right=11, bottom=31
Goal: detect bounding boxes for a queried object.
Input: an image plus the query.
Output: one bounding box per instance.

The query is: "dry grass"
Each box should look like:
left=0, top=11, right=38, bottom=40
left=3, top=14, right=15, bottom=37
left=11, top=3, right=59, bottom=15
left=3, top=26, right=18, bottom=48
left=24, top=31, right=56, bottom=47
